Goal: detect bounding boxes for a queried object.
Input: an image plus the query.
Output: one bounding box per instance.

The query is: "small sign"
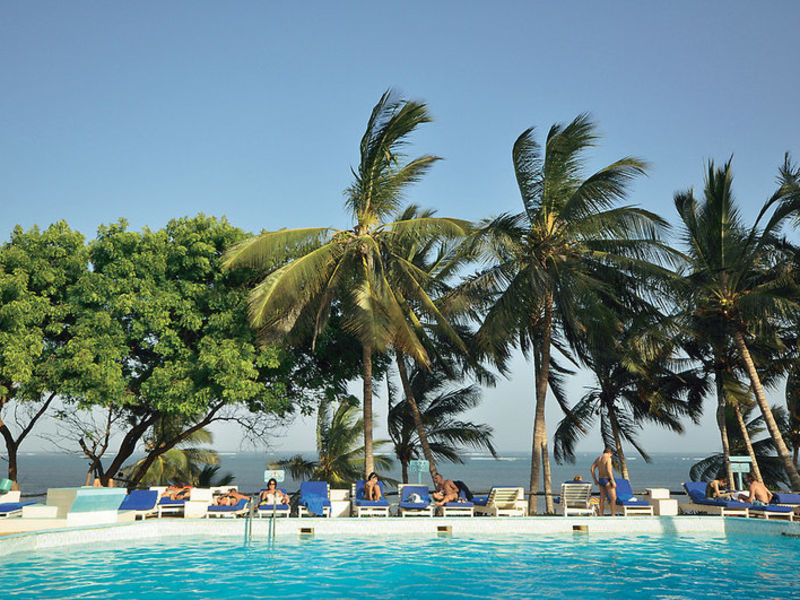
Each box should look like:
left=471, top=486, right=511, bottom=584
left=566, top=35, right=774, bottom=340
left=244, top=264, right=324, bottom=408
left=264, top=469, right=285, bottom=483
left=729, top=456, right=752, bottom=473
left=409, top=460, right=429, bottom=472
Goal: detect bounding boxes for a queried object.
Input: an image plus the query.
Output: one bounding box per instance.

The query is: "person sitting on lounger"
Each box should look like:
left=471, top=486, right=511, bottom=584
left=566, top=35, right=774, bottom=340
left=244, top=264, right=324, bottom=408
left=259, top=478, right=289, bottom=506
left=431, top=473, right=460, bottom=506
left=215, top=488, right=249, bottom=506
left=705, top=477, right=735, bottom=501
left=591, top=446, right=616, bottom=516
left=737, top=473, right=773, bottom=505
left=162, top=485, right=192, bottom=500
left=362, top=472, right=383, bottom=501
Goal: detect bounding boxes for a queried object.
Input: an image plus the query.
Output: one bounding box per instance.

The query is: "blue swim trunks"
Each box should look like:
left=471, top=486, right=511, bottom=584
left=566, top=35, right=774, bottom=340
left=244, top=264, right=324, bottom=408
left=598, top=478, right=611, bottom=487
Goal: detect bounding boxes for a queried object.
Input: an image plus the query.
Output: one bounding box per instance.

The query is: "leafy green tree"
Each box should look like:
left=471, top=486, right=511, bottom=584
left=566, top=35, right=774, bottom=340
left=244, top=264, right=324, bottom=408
left=388, top=362, right=496, bottom=483
left=65, top=215, right=294, bottom=486
left=276, top=396, right=392, bottom=485
left=554, top=319, right=705, bottom=478
left=787, top=368, right=800, bottom=467
left=119, top=426, right=231, bottom=487
left=673, top=160, right=800, bottom=489
left=690, top=403, right=791, bottom=489
left=0, top=222, right=88, bottom=487
left=469, top=116, right=670, bottom=512
left=224, top=91, right=467, bottom=475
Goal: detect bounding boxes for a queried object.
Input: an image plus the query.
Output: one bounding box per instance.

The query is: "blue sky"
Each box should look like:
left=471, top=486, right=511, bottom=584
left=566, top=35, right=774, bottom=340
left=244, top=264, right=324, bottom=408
left=2, top=2, right=799, bottom=454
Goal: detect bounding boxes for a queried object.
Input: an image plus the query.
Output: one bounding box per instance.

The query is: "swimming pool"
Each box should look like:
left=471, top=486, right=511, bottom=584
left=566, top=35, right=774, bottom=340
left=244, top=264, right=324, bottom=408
left=3, top=530, right=798, bottom=599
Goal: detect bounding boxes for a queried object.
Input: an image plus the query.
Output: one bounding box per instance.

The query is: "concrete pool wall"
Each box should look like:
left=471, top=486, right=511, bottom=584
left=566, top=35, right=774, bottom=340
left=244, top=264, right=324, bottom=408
left=0, top=515, right=797, bottom=557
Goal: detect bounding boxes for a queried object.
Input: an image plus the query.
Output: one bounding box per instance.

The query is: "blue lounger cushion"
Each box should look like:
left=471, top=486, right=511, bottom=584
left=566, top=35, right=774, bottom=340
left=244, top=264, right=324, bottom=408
left=442, top=491, right=474, bottom=508
left=208, top=498, right=248, bottom=512
left=300, top=481, right=331, bottom=516
left=158, top=497, right=187, bottom=506
left=257, top=503, right=290, bottom=511
left=683, top=482, right=750, bottom=508
left=0, top=501, right=35, bottom=513
left=614, top=479, right=651, bottom=506
left=772, top=492, right=800, bottom=505
left=119, top=490, right=158, bottom=512
left=747, top=503, right=792, bottom=514
left=398, top=485, right=432, bottom=509
left=355, top=480, right=390, bottom=507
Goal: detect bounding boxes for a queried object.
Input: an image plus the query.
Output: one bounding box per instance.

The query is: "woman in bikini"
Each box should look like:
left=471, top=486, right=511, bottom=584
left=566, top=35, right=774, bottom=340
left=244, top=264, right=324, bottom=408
left=259, top=478, right=289, bottom=505
left=363, top=472, right=383, bottom=501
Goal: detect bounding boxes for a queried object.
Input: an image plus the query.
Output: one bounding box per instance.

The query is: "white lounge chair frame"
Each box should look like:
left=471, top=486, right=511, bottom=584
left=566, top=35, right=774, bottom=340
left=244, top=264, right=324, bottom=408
left=679, top=501, right=749, bottom=518
left=438, top=497, right=474, bottom=517
left=559, top=482, right=594, bottom=517
left=397, top=484, right=434, bottom=517
left=351, top=482, right=390, bottom=517
left=747, top=507, right=793, bottom=522
left=475, top=487, right=527, bottom=517
left=620, top=502, right=655, bottom=517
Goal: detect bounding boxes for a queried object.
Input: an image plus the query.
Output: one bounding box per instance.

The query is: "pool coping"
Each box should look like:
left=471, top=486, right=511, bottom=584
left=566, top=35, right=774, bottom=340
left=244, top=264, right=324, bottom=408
left=0, top=515, right=797, bottom=556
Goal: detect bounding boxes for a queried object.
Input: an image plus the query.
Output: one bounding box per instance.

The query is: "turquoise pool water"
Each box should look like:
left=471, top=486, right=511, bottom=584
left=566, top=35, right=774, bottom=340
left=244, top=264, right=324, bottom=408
left=3, top=532, right=798, bottom=599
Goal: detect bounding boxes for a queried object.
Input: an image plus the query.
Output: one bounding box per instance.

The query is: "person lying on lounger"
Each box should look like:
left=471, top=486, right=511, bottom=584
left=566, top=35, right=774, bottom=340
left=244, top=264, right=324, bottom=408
left=737, top=473, right=773, bottom=505
left=362, top=472, right=383, bottom=501
left=705, top=477, right=736, bottom=501
left=431, top=473, right=459, bottom=506
left=162, top=485, right=192, bottom=500
left=215, top=488, right=249, bottom=506
left=259, top=478, right=289, bottom=506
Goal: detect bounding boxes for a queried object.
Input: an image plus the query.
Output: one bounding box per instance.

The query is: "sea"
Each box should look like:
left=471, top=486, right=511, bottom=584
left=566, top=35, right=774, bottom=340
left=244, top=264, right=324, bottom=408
left=12, top=451, right=705, bottom=499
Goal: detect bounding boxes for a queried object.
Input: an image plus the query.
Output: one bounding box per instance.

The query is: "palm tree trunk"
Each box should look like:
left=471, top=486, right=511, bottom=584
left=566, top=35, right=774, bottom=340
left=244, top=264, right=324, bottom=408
left=732, top=399, right=763, bottom=483
left=529, top=291, right=555, bottom=515
left=401, top=460, right=409, bottom=484
left=528, top=346, right=541, bottom=515
left=733, top=331, right=800, bottom=489
left=363, top=342, right=375, bottom=477
left=714, top=367, right=735, bottom=485
left=396, top=352, right=437, bottom=483
left=607, top=405, right=629, bottom=480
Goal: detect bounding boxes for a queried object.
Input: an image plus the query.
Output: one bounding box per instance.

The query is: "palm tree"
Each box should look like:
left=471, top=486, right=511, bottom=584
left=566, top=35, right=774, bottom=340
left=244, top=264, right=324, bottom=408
left=554, top=318, right=705, bottom=478
left=275, top=396, right=392, bottom=485
left=690, top=403, right=791, bottom=489
left=120, top=426, right=224, bottom=487
left=673, top=159, right=800, bottom=489
left=388, top=361, right=497, bottom=483
left=785, top=367, right=800, bottom=467
left=469, top=115, right=671, bottom=513
left=224, top=91, right=468, bottom=475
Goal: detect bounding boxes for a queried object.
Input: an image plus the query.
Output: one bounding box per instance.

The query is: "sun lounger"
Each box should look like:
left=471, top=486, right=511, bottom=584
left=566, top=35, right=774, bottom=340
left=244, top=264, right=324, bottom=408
left=473, top=486, right=527, bottom=517
left=682, top=482, right=749, bottom=517
left=614, top=479, right=654, bottom=516
left=557, top=482, right=594, bottom=517
left=206, top=498, right=249, bottom=518
left=255, top=488, right=291, bottom=518
left=352, top=480, right=390, bottom=517
left=298, top=481, right=331, bottom=517
left=119, top=490, right=158, bottom=520
left=438, top=490, right=474, bottom=517
left=397, top=484, right=434, bottom=517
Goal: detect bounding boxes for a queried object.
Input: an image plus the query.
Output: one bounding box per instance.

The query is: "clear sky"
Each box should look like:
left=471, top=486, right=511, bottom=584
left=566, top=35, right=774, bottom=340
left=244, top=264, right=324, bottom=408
left=2, top=2, right=799, bottom=455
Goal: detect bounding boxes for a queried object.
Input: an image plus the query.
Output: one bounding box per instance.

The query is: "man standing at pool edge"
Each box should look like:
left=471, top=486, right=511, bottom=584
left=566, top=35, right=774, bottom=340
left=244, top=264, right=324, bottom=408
left=591, top=446, right=616, bottom=516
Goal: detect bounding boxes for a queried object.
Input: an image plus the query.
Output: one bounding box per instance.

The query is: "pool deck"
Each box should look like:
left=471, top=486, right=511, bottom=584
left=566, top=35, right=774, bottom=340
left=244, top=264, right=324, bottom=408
left=0, top=515, right=797, bottom=556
